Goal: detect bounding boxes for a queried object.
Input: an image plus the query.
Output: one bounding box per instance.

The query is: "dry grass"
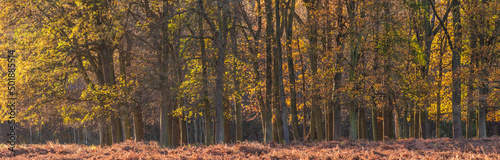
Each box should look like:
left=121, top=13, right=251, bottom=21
left=1, top=137, right=499, bottom=159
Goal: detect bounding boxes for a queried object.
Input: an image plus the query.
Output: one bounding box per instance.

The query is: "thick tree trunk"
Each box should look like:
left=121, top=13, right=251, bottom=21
left=214, top=0, right=229, bottom=144
left=264, top=0, right=274, bottom=144
left=99, top=45, right=123, bottom=145
left=99, top=118, right=111, bottom=147
left=383, top=101, right=394, bottom=140
left=327, top=101, right=333, bottom=141
left=347, top=0, right=358, bottom=140
left=478, top=71, right=488, bottom=138
left=132, top=103, right=144, bottom=142
left=395, top=104, right=401, bottom=139
left=111, top=116, right=123, bottom=143
left=451, top=0, right=463, bottom=139
left=421, top=0, right=432, bottom=139
left=159, top=1, right=172, bottom=147
left=159, top=72, right=171, bottom=147
left=358, top=108, right=367, bottom=139
left=420, top=109, right=429, bottom=138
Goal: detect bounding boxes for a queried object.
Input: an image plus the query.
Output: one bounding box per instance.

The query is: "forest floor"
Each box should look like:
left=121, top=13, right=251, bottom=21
left=1, top=137, right=499, bottom=159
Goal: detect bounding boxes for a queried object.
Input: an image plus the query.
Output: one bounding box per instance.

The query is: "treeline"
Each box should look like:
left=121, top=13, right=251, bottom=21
left=0, top=0, right=499, bottom=147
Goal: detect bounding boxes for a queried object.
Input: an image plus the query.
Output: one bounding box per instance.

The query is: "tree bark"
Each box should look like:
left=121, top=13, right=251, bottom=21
left=275, top=0, right=289, bottom=143
left=286, top=0, right=299, bottom=141
left=451, top=0, right=463, bottom=139
left=347, top=0, right=358, bottom=141
left=299, top=53, right=308, bottom=140
left=358, top=108, right=368, bottom=139
left=214, top=0, right=229, bottom=144
left=264, top=0, right=274, bottom=144
left=132, top=103, right=144, bottom=142
left=437, top=37, right=445, bottom=138
left=478, top=70, right=488, bottom=138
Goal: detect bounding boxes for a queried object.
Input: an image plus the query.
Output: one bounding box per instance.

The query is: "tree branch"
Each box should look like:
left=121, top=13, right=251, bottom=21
left=429, top=0, right=454, bottom=50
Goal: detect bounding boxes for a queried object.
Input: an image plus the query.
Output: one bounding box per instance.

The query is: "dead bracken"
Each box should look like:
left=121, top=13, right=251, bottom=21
left=1, top=137, right=499, bottom=159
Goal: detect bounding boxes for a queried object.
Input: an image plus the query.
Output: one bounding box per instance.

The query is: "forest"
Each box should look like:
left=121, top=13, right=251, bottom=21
left=0, top=0, right=500, bottom=154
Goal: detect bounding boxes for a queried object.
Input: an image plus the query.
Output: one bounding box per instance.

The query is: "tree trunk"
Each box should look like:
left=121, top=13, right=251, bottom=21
left=327, top=101, right=333, bottom=141
left=99, top=118, right=111, bottom=147
left=420, top=109, right=429, bottom=138
left=286, top=0, right=300, bottom=141
left=273, top=58, right=284, bottom=143
left=111, top=116, right=123, bottom=143
left=436, top=53, right=443, bottom=138
left=234, top=64, right=243, bottom=142
left=198, top=0, right=213, bottom=146
left=451, top=0, right=463, bottom=139
left=180, top=99, right=187, bottom=145
left=132, top=103, right=144, bottom=142
left=172, top=104, right=181, bottom=147
left=437, top=35, right=446, bottom=138
left=159, top=1, right=172, bottom=147
left=275, top=0, right=289, bottom=143
left=264, top=0, right=274, bottom=144
left=394, top=104, right=401, bottom=139
left=159, top=81, right=171, bottom=147
left=214, top=0, right=229, bottom=144
left=299, top=53, right=308, bottom=140
left=224, top=97, right=231, bottom=143
left=119, top=45, right=132, bottom=141
left=409, top=106, right=414, bottom=138
left=358, top=108, right=367, bottom=139
left=371, top=100, right=378, bottom=141
left=402, top=106, right=408, bottom=139
left=478, top=70, right=488, bottom=138
left=414, top=106, right=420, bottom=138
left=421, top=0, right=433, bottom=139
left=466, top=24, right=476, bottom=139
left=383, top=100, right=394, bottom=140
left=98, top=44, right=123, bottom=145
left=347, top=0, right=358, bottom=141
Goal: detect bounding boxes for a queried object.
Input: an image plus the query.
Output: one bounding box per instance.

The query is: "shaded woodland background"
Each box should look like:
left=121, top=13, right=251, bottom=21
left=0, top=0, right=499, bottom=147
